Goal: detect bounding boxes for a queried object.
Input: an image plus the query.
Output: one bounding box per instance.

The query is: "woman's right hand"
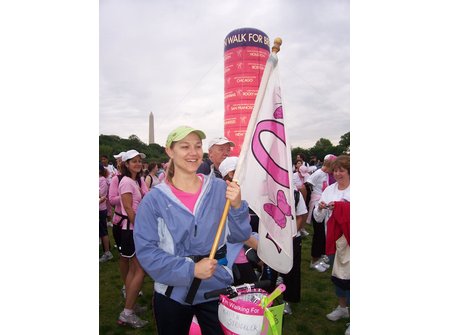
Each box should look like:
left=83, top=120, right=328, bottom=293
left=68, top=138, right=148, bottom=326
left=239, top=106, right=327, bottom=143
left=318, top=201, right=328, bottom=210
left=194, top=258, right=218, bottom=279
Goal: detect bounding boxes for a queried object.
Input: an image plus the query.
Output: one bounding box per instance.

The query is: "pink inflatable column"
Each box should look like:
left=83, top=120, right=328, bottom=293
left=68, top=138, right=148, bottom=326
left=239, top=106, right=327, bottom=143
left=224, top=28, right=270, bottom=155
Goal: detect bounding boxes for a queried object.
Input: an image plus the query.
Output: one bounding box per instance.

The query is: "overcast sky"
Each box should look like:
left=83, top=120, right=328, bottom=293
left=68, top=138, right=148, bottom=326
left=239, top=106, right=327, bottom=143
left=100, top=0, right=349, bottom=149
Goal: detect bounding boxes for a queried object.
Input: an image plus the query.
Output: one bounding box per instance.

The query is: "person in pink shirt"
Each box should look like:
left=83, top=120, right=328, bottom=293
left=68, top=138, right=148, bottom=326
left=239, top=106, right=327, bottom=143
left=157, top=162, right=168, bottom=182
left=109, top=152, right=145, bottom=299
left=99, top=164, right=113, bottom=262
left=101, top=154, right=118, bottom=224
left=116, top=149, right=149, bottom=328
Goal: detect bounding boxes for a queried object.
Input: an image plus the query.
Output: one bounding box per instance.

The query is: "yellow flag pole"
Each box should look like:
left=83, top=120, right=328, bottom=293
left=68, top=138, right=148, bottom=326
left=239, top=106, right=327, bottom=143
left=209, top=199, right=231, bottom=259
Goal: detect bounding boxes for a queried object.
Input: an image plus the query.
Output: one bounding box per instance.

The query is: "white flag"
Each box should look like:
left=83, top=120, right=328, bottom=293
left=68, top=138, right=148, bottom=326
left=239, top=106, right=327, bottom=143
left=234, top=52, right=296, bottom=274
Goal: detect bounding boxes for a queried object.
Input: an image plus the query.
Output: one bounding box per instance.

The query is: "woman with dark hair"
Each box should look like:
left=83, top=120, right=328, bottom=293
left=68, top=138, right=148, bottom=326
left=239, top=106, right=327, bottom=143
left=313, top=155, right=350, bottom=334
left=145, top=162, right=161, bottom=190
left=116, top=149, right=149, bottom=328
left=134, top=125, right=251, bottom=335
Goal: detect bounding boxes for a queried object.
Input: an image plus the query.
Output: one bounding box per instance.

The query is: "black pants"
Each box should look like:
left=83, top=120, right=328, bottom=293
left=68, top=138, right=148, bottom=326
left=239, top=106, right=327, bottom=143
left=281, top=235, right=302, bottom=303
left=260, top=264, right=278, bottom=294
left=153, top=292, right=224, bottom=335
left=311, top=216, right=326, bottom=258
left=233, top=262, right=258, bottom=285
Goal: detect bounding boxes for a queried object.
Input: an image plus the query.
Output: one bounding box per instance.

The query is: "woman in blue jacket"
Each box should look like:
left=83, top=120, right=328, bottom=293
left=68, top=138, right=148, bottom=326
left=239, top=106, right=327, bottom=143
left=134, top=125, right=251, bottom=335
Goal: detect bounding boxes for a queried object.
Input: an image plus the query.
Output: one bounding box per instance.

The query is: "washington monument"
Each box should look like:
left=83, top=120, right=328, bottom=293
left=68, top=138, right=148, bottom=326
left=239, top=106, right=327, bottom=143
left=148, top=111, right=154, bottom=144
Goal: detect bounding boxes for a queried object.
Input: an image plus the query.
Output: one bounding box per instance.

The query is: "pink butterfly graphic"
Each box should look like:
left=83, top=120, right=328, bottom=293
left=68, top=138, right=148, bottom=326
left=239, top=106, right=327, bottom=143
left=273, top=105, right=283, bottom=119
left=263, top=190, right=292, bottom=229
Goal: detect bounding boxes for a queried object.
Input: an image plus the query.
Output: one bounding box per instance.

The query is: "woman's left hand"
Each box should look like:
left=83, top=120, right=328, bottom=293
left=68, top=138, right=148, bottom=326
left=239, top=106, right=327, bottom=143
left=226, top=180, right=242, bottom=208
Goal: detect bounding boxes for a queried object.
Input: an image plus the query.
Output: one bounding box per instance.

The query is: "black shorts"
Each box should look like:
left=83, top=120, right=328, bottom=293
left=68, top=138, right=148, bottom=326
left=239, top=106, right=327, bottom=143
left=112, top=224, right=122, bottom=249
left=118, top=228, right=135, bottom=258
left=99, top=210, right=108, bottom=238
left=331, top=276, right=350, bottom=290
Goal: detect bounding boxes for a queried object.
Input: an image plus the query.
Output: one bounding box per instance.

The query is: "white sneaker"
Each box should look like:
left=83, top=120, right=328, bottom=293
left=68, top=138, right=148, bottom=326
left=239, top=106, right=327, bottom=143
left=318, top=260, right=330, bottom=269
left=345, top=323, right=350, bottom=335
left=310, top=260, right=327, bottom=272
left=326, top=305, right=349, bottom=321
left=276, top=276, right=284, bottom=286
left=300, top=228, right=309, bottom=236
left=283, top=301, right=292, bottom=315
left=321, top=255, right=330, bottom=263
left=117, top=311, right=148, bottom=328
left=99, top=251, right=113, bottom=263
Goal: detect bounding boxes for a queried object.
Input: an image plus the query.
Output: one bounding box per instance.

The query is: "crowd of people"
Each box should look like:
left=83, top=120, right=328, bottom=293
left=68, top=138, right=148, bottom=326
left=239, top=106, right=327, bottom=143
left=99, top=126, right=350, bottom=335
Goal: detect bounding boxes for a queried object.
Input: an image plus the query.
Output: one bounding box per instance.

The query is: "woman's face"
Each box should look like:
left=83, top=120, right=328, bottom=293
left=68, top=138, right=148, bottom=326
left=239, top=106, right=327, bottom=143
left=126, top=156, right=143, bottom=176
left=295, top=160, right=303, bottom=169
left=333, top=166, right=350, bottom=186
left=167, top=132, right=203, bottom=174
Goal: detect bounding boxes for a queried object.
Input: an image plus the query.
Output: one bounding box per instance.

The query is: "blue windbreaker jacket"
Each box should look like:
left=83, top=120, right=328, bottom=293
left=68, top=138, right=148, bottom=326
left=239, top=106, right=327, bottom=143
left=134, top=172, right=251, bottom=305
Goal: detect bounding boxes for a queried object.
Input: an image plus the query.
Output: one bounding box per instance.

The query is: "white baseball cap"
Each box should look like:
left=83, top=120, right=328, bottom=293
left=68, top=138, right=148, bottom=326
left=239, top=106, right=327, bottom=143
left=218, top=156, right=239, bottom=178
left=208, top=137, right=235, bottom=150
left=113, top=151, right=126, bottom=159
left=122, top=149, right=146, bottom=161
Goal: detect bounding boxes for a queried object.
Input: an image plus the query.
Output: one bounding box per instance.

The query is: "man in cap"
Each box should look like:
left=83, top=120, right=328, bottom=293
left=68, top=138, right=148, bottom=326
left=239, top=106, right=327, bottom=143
left=197, top=137, right=235, bottom=178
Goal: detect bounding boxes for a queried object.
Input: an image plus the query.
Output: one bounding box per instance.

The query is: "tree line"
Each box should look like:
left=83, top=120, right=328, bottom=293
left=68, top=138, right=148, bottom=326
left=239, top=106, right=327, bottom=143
left=99, top=134, right=167, bottom=165
left=99, top=132, right=350, bottom=166
left=291, top=132, right=350, bottom=164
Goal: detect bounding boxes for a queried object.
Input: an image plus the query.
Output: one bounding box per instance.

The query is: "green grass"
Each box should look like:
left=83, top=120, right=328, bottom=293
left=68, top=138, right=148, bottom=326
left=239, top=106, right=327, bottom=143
left=99, top=225, right=349, bottom=334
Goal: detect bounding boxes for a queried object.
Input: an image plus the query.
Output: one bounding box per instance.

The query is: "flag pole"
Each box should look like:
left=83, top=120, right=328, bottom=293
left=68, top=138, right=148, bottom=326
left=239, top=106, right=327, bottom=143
left=185, top=38, right=283, bottom=304
left=209, top=37, right=282, bottom=259
left=233, top=37, right=282, bottom=185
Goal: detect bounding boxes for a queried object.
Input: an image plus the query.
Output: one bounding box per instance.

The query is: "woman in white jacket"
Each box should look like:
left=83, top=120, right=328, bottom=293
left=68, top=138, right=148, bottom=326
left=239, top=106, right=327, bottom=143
left=313, top=155, right=350, bottom=334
